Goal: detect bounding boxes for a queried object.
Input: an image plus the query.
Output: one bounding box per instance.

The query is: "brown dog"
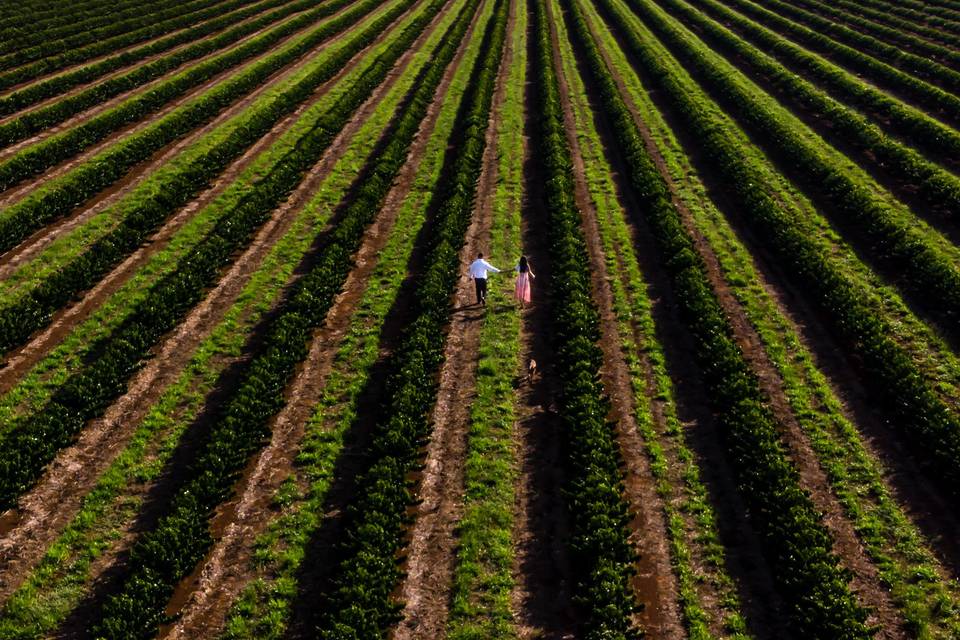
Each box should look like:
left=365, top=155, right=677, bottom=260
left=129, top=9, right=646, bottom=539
left=525, top=358, right=538, bottom=383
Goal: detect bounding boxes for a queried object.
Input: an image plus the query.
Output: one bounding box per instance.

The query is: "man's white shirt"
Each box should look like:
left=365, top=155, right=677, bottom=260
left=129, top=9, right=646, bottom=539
left=468, top=259, right=500, bottom=279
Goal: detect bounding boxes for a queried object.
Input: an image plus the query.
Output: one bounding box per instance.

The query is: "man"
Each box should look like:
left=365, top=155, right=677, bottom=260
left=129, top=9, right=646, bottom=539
left=467, top=252, right=501, bottom=306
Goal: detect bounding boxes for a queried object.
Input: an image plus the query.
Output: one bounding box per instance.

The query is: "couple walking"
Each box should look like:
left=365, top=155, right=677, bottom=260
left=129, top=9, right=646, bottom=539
left=468, top=252, right=535, bottom=307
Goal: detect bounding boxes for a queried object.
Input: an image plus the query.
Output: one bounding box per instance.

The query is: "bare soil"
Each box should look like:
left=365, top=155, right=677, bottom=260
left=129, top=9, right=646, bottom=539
left=0, top=0, right=394, bottom=395
left=391, top=1, right=512, bottom=634
left=0, top=0, right=431, bottom=605
left=509, top=6, right=578, bottom=635
left=547, top=0, right=683, bottom=636
left=156, top=1, right=487, bottom=634
left=589, top=5, right=912, bottom=636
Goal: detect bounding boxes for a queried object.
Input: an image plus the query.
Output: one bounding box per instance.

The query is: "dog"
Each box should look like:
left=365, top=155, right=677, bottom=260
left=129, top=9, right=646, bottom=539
left=525, top=358, right=538, bottom=384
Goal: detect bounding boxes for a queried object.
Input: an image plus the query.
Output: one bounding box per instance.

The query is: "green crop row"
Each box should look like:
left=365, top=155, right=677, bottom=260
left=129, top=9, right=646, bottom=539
left=684, top=0, right=960, bottom=170
left=578, top=1, right=960, bottom=634
left=0, top=0, right=317, bottom=123
left=532, top=0, right=640, bottom=637
left=0, top=0, right=356, bottom=206
left=0, top=0, right=192, bottom=56
left=560, top=3, right=752, bottom=635
left=629, top=0, right=960, bottom=341
left=751, top=0, right=960, bottom=95
left=568, top=0, right=872, bottom=636
left=217, top=0, right=486, bottom=631
left=853, top=0, right=960, bottom=33
left=0, top=9, right=449, bottom=627
left=0, top=0, right=305, bottom=113
left=783, top=0, right=960, bottom=63
left=310, top=1, right=506, bottom=636
left=0, top=0, right=382, bottom=357
left=90, top=0, right=484, bottom=635
left=605, top=0, right=960, bottom=500
left=0, top=0, right=247, bottom=73
left=0, top=0, right=422, bottom=512
left=0, top=0, right=368, bottom=252
left=0, top=1, right=262, bottom=92
left=795, top=0, right=960, bottom=50
left=714, top=0, right=960, bottom=124
left=446, top=1, right=524, bottom=636
left=655, top=0, right=960, bottom=219
left=0, top=0, right=148, bottom=34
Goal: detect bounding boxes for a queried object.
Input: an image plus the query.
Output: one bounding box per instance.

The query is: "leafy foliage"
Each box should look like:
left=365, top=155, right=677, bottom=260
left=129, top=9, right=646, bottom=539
left=0, top=0, right=321, bottom=123
left=716, top=0, right=960, bottom=121
left=88, top=0, right=494, bottom=635
left=0, top=0, right=358, bottom=205
left=0, top=0, right=256, bottom=83
left=662, top=0, right=960, bottom=218
left=685, top=0, right=960, bottom=169
left=608, top=0, right=960, bottom=508
left=531, top=0, right=642, bottom=637
left=0, top=0, right=377, bottom=356
left=565, top=0, right=874, bottom=636
left=312, top=0, right=509, bottom=635
left=0, top=0, right=424, bottom=513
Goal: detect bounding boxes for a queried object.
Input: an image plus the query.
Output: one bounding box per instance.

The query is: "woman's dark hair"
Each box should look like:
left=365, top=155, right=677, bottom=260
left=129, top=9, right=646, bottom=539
left=518, top=255, right=529, bottom=272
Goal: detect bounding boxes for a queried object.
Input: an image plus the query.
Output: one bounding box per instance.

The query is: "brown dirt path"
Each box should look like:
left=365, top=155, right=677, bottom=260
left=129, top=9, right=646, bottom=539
left=585, top=5, right=911, bottom=637
left=390, top=0, right=510, bottom=635
left=0, top=0, right=314, bottom=127
left=0, top=0, right=362, bottom=216
left=508, top=4, right=578, bottom=636
left=152, top=1, right=487, bottom=634
left=547, top=0, right=683, bottom=636
left=0, top=0, right=435, bottom=605
left=0, top=0, right=395, bottom=395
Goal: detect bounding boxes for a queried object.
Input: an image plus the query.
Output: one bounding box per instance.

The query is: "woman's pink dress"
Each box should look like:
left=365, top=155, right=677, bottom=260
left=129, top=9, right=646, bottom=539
left=515, top=271, right=532, bottom=303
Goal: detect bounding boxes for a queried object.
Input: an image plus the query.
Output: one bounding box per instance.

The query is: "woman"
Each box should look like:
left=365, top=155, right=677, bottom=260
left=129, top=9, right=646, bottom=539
left=514, top=255, right=535, bottom=307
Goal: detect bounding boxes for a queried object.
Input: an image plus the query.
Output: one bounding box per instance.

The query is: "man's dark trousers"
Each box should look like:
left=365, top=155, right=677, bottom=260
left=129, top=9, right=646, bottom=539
left=475, top=277, right=488, bottom=305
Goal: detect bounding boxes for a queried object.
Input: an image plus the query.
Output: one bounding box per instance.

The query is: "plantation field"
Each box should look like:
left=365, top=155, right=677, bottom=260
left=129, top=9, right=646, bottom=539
left=0, top=0, right=958, bottom=637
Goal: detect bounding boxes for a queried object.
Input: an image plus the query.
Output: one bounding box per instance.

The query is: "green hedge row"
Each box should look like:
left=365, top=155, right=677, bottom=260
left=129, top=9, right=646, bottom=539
left=0, top=0, right=180, bottom=56
left=567, top=0, right=873, bottom=636
left=90, top=0, right=481, bottom=636
left=0, top=0, right=422, bottom=513
left=784, top=0, right=960, bottom=62
left=312, top=1, right=508, bottom=636
left=630, top=0, right=960, bottom=339
left=0, top=0, right=161, bottom=35
left=853, top=0, right=960, bottom=33
left=605, top=0, right=960, bottom=497
left=0, top=0, right=244, bottom=72
left=0, top=0, right=300, bottom=103
left=532, top=0, right=641, bottom=637
left=0, top=0, right=358, bottom=198
left=685, top=0, right=960, bottom=170
left=754, top=0, right=960, bottom=95
left=657, top=0, right=960, bottom=216
left=0, top=0, right=263, bottom=91
left=715, top=0, right=960, bottom=123
left=0, top=0, right=368, bottom=253
left=0, top=0, right=313, bottom=119
left=0, top=0, right=373, bottom=356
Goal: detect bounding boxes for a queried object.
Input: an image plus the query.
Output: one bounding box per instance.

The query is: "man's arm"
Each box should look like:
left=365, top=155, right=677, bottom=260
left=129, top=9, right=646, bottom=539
left=482, top=259, right=501, bottom=273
